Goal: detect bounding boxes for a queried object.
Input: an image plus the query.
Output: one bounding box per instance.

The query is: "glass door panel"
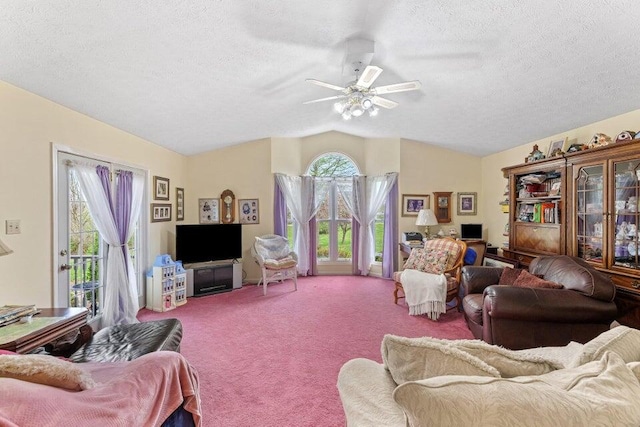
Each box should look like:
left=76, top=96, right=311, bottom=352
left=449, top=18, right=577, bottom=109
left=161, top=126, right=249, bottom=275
left=613, top=160, right=640, bottom=269
left=575, top=165, right=604, bottom=264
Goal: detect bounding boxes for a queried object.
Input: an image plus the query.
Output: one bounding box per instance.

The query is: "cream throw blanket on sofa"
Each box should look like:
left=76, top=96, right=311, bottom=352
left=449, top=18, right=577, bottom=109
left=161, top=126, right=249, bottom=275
left=400, top=269, right=447, bottom=320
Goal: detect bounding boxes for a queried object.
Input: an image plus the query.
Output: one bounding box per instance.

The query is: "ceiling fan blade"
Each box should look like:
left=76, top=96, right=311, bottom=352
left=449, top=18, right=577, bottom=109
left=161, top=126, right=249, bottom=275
left=302, top=95, right=347, bottom=105
left=355, top=65, right=383, bottom=89
left=371, top=96, right=398, bottom=109
left=373, top=81, right=421, bottom=95
left=305, top=79, right=346, bottom=92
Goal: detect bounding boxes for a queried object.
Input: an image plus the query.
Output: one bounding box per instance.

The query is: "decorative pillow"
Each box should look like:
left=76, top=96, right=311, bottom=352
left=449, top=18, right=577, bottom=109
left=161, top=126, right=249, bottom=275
left=381, top=335, right=500, bottom=384
left=512, top=269, right=563, bottom=289
left=403, top=249, right=450, bottom=274
left=0, top=354, right=95, bottom=391
left=498, top=268, right=525, bottom=286
left=570, top=325, right=640, bottom=367
left=392, top=352, right=640, bottom=427
left=424, top=239, right=461, bottom=270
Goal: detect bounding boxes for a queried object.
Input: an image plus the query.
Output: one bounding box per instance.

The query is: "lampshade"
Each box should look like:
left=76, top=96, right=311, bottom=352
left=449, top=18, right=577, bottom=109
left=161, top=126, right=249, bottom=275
left=0, top=238, right=13, bottom=256
left=415, top=209, right=438, bottom=226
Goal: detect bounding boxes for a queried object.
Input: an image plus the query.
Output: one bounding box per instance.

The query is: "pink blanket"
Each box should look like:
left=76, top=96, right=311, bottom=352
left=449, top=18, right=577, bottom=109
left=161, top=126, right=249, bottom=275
left=0, top=351, right=201, bottom=427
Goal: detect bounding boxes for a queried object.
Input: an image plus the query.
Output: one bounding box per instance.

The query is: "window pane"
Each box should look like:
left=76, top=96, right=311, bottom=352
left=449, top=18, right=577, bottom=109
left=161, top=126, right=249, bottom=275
left=374, top=204, right=385, bottom=262
left=337, top=220, right=352, bottom=260
left=336, top=191, right=351, bottom=221
left=317, top=196, right=329, bottom=220
left=317, top=220, right=329, bottom=260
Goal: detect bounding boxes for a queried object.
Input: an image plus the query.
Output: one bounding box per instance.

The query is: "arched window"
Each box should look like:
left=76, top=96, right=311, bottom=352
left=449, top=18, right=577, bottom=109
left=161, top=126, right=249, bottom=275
left=307, top=153, right=359, bottom=262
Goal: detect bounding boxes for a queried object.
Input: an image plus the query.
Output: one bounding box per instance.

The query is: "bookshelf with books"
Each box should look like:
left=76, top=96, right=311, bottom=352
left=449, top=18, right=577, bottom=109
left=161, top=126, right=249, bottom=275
left=502, top=157, right=566, bottom=266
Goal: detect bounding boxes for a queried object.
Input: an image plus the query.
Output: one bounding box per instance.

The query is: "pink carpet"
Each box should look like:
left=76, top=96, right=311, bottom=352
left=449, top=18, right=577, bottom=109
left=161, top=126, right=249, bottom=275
left=138, top=275, right=473, bottom=426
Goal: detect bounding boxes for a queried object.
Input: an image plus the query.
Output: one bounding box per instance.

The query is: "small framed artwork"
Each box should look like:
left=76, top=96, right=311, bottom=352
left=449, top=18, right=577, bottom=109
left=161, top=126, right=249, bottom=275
left=151, top=203, right=172, bottom=222
left=457, top=192, right=477, bottom=215
left=238, top=199, right=260, bottom=224
left=199, top=198, right=219, bottom=224
left=547, top=138, right=566, bottom=157
left=402, top=194, right=429, bottom=217
left=482, top=253, right=519, bottom=269
left=153, top=176, right=170, bottom=200
left=176, top=187, right=184, bottom=221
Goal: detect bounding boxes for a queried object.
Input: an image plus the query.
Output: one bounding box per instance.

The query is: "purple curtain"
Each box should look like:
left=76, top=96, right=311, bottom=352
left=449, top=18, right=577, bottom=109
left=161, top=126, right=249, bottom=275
left=382, top=181, right=399, bottom=279
left=273, top=180, right=287, bottom=237
left=351, top=217, right=361, bottom=275
left=115, top=170, right=133, bottom=273
left=96, top=166, right=115, bottom=213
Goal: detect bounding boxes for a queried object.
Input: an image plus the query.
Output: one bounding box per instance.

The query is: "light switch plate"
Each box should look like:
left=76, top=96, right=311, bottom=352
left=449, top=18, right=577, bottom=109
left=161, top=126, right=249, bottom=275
left=6, top=220, right=20, bottom=235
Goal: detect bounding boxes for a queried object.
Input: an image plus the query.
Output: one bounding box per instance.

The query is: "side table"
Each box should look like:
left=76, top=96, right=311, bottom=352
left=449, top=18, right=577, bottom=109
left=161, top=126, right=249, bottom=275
left=0, top=307, right=88, bottom=354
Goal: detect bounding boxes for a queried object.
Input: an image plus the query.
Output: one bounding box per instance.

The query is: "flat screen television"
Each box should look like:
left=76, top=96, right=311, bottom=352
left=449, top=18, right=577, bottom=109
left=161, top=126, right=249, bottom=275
left=460, top=223, right=483, bottom=240
left=176, top=224, right=242, bottom=265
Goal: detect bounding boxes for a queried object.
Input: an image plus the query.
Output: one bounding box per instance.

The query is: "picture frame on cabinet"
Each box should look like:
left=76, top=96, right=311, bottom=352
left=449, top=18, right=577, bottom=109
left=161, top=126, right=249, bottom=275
left=153, top=176, right=170, bottom=200
left=151, top=203, right=172, bottom=222
left=239, top=198, right=260, bottom=224
left=402, top=194, right=429, bottom=216
left=547, top=138, right=566, bottom=157
left=457, top=192, right=477, bottom=215
left=482, top=253, right=519, bottom=269
left=176, top=187, right=184, bottom=221
left=199, top=198, right=219, bottom=224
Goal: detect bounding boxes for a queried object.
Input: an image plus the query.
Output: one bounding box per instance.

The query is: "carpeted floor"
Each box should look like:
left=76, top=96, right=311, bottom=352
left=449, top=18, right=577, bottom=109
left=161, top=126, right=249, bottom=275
left=138, top=275, right=473, bottom=426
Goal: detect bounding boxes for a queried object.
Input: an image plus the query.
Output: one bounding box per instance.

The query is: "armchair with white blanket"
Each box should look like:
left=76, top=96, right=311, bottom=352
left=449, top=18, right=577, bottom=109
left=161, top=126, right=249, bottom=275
left=394, top=238, right=466, bottom=320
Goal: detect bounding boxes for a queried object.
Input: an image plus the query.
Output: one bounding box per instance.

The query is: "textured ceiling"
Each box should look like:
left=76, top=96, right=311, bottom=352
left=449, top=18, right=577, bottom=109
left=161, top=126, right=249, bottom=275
left=2, top=1, right=640, bottom=156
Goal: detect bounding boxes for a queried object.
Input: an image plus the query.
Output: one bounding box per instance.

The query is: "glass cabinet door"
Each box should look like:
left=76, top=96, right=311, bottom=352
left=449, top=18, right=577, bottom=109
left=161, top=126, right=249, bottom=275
left=613, top=160, right=640, bottom=270
left=575, top=165, right=605, bottom=264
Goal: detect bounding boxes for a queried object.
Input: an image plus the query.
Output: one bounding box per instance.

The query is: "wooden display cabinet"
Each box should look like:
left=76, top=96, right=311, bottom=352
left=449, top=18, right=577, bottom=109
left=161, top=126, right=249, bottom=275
left=501, top=157, right=565, bottom=266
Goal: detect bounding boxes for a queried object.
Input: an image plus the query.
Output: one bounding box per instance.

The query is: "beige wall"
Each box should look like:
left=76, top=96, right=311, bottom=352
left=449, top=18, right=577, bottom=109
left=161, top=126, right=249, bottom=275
left=185, top=138, right=273, bottom=280
left=0, top=81, right=186, bottom=307
left=399, top=139, right=484, bottom=239
left=480, top=108, right=640, bottom=250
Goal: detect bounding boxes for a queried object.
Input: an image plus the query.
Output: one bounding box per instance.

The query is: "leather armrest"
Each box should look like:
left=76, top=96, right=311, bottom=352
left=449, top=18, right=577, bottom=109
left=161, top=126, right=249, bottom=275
left=461, top=266, right=503, bottom=296
left=483, top=286, right=618, bottom=322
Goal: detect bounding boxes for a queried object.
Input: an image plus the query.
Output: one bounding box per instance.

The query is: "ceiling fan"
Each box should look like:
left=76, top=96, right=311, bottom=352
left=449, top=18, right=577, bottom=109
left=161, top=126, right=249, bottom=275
left=303, top=64, right=421, bottom=120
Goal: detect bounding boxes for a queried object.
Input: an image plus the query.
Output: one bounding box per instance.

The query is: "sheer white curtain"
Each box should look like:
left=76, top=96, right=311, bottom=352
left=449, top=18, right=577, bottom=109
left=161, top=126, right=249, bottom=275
left=275, top=174, right=329, bottom=275
left=338, top=173, right=397, bottom=275
left=120, top=171, right=144, bottom=325
left=73, top=162, right=141, bottom=326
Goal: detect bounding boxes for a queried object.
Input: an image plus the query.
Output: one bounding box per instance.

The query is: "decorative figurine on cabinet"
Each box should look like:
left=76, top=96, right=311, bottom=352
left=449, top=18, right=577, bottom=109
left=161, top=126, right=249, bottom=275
left=587, top=133, right=612, bottom=149
left=615, top=131, right=636, bottom=143
left=526, top=144, right=545, bottom=163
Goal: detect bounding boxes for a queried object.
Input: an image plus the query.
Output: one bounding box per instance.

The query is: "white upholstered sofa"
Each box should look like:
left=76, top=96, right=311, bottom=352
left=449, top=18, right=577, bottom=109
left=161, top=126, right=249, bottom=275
left=337, top=326, right=640, bottom=427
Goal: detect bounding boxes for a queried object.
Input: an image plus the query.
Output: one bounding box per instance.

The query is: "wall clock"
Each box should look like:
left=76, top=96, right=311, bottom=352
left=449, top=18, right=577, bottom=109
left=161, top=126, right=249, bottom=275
left=433, top=192, right=452, bottom=223
left=220, top=189, right=236, bottom=224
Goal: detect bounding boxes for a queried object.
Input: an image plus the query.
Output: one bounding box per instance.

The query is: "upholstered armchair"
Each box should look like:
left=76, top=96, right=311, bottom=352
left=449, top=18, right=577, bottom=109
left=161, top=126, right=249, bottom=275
left=394, top=238, right=467, bottom=315
left=461, top=255, right=618, bottom=350
left=251, top=234, right=298, bottom=295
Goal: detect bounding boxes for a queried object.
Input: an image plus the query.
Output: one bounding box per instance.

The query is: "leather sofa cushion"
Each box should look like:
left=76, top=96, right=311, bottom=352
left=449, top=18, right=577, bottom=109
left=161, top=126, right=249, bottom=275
left=529, top=256, right=615, bottom=302
left=70, top=318, right=182, bottom=363
left=463, top=293, right=484, bottom=325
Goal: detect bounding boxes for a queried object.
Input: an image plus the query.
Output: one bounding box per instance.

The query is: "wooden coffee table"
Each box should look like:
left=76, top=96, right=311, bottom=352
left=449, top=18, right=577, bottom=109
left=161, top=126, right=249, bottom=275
left=0, top=307, right=88, bottom=354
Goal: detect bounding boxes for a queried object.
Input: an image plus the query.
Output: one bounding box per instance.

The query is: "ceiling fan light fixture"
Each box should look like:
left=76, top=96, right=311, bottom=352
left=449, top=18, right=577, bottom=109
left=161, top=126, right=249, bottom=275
left=334, top=102, right=345, bottom=113
left=361, top=97, right=373, bottom=109
left=350, top=104, right=364, bottom=117
left=368, top=107, right=379, bottom=117
left=341, top=109, right=352, bottom=120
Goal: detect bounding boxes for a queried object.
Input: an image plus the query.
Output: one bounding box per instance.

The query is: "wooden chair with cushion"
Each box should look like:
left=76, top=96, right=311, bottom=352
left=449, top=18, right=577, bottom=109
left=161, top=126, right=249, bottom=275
left=393, top=237, right=467, bottom=311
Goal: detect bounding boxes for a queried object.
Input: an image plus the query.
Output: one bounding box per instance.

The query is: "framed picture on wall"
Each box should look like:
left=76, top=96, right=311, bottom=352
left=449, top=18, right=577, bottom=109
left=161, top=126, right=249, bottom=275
left=457, top=192, right=477, bottom=215
left=176, top=187, right=184, bottom=221
left=402, top=194, right=429, bottom=216
left=153, top=176, right=170, bottom=200
left=151, top=203, right=172, bottom=222
left=238, top=199, right=260, bottom=224
left=199, top=198, right=219, bottom=224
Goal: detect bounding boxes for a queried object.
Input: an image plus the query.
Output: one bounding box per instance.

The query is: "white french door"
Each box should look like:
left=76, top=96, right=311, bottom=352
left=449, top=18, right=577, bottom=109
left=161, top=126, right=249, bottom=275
left=55, top=151, right=146, bottom=323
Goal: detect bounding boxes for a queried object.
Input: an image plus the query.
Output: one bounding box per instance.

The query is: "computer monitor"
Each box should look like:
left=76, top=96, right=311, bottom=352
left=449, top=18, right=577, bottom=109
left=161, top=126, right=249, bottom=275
left=460, top=223, right=482, bottom=240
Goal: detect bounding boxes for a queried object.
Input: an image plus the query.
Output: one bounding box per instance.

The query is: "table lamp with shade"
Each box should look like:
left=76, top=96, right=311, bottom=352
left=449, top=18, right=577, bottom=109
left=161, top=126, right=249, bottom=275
left=0, top=238, right=13, bottom=256
left=415, top=209, right=438, bottom=239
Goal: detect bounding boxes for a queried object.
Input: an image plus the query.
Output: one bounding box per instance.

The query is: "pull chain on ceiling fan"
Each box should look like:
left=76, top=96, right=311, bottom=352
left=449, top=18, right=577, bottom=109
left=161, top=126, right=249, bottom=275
left=303, top=64, right=421, bottom=120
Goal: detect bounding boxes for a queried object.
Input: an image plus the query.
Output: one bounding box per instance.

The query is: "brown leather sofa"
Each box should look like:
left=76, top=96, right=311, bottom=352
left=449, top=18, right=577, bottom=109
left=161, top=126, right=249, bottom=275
left=461, top=255, right=618, bottom=350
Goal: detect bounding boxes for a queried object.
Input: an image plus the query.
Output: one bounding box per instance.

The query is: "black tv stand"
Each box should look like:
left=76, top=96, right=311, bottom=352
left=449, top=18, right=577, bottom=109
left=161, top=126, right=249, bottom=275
left=185, top=260, right=242, bottom=296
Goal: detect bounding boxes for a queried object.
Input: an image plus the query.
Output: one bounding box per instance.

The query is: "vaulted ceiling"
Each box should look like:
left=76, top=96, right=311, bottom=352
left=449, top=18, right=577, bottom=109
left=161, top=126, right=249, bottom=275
left=2, top=1, right=640, bottom=156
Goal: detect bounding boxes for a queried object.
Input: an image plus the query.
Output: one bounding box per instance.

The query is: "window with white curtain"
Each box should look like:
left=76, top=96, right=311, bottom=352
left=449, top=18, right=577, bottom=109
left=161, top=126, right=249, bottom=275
left=307, top=153, right=359, bottom=263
